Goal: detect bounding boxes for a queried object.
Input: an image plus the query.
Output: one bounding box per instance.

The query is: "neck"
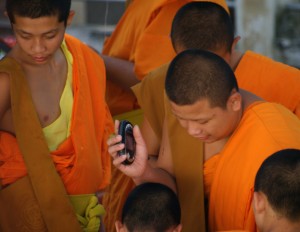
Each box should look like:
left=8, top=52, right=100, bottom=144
left=263, top=218, right=300, bottom=232
left=239, top=89, right=263, bottom=111
left=229, top=50, right=244, bottom=71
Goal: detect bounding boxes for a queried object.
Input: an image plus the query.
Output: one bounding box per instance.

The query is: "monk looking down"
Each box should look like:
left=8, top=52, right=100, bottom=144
left=0, top=0, right=113, bottom=231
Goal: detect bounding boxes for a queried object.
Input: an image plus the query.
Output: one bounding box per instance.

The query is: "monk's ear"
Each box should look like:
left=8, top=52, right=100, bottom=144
left=66, top=10, right=75, bottom=27
left=231, top=36, right=241, bottom=53
left=173, top=224, right=183, bottom=232
left=253, top=191, right=266, bottom=215
left=115, top=220, right=127, bottom=232
left=228, top=90, right=242, bottom=112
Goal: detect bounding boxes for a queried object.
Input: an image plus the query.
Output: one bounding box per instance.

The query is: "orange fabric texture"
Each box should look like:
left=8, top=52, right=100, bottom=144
left=103, top=0, right=229, bottom=115
left=0, top=34, right=114, bottom=194
left=208, top=102, right=300, bottom=231
left=102, top=165, right=136, bottom=232
left=236, top=51, right=300, bottom=119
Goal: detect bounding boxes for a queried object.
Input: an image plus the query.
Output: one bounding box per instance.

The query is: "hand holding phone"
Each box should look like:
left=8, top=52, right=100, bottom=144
left=117, top=120, right=136, bottom=165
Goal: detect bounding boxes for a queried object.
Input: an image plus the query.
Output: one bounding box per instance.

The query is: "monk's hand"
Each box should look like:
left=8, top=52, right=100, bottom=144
left=107, top=121, right=148, bottom=180
left=107, top=120, right=124, bottom=161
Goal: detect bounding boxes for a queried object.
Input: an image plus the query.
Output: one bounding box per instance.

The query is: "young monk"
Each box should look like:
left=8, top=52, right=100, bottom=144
left=0, top=0, right=113, bottom=231
left=115, top=182, right=182, bottom=232
left=101, top=0, right=229, bottom=115
left=253, top=148, right=300, bottom=232
left=104, top=2, right=300, bottom=232
left=107, top=49, right=300, bottom=231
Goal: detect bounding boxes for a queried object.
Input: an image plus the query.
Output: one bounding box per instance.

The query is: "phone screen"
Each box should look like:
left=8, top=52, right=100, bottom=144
left=118, top=121, right=136, bottom=165
left=125, top=130, right=135, bottom=153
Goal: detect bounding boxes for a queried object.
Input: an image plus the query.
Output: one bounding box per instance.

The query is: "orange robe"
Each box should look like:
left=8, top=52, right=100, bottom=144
left=236, top=51, right=300, bottom=118
left=103, top=0, right=229, bottom=115
left=0, top=34, right=114, bottom=194
left=207, top=102, right=300, bottom=231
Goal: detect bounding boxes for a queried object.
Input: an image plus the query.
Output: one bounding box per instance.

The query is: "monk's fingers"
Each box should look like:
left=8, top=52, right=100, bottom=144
left=114, top=120, right=120, bottom=134
left=112, top=154, right=127, bottom=167
left=107, top=134, right=122, bottom=146
left=108, top=143, right=125, bottom=158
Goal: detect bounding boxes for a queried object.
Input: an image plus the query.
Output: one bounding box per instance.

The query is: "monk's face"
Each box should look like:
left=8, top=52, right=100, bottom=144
left=10, top=12, right=73, bottom=65
left=170, top=97, right=241, bottom=143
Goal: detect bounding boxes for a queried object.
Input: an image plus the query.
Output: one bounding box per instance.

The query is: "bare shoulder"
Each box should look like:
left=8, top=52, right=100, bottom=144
left=0, top=71, right=11, bottom=121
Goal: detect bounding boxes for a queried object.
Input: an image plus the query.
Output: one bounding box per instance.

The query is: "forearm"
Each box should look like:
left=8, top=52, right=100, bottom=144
left=132, top=163, right=177, bottom=193
left=101, top=54, right=140, bottom=88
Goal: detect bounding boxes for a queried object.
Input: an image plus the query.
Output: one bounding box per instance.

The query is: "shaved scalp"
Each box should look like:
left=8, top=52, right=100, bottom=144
left=122, top=182, right=181, bottom=232
left=6, top=0, right=71, bottom=24
left=254, top=149, right=300, bottom=222
left=171, top=1, right=234, bottom=53
left=165, top=49, right=238, bottom=108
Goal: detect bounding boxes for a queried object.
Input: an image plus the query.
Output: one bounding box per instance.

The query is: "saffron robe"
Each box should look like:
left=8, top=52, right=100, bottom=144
left=207, top=102, right=300, bottom=231
left=103, top=0, right=229, bottom=115
left=0, top=34, right=114, bottom=194
left=235, top=51, right=300, bottom=118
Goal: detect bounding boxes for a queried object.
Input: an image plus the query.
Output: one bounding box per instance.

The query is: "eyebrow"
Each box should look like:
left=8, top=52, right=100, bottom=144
left=173, top=113, right=211, bottom=122
left=16, top=29, right=58, bottom=36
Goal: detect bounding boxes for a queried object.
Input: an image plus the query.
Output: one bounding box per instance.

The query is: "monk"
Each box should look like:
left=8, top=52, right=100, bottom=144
left=101, top=0, right=229, bottom=115
left=0, top=0, right=113, bottom=231
left=252, top=148, right=300, bottom=232
left=101, top=1, right=230, bottom=232
left=108, top=49, right=300, bottom=231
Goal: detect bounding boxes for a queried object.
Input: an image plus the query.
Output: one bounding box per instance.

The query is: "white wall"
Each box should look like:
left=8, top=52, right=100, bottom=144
left=235, top=0, right=299, bottom=61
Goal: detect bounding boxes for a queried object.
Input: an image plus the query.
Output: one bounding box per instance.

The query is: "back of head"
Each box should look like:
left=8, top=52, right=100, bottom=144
left=165, top=49, right=238, bottom=108
left=122, top=182, right=181, bottom=232
left=254, top=149, right=300, bottom=222
left=5, top=0, right=71, bottom=24
left=171, top=1, right=234, bottom=53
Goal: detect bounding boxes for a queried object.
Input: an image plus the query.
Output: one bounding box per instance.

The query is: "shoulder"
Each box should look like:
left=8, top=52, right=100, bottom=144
left=132, top=63, right=169, bottom=109
left=0, top=70, right=11, bottom=120
left=133, top=63, right=169, bottom=95
left=243, top=51, right=300, bottom=74
left=0, top=57, right=12, bottom=85
left=65, top=34, right=105, bottom=70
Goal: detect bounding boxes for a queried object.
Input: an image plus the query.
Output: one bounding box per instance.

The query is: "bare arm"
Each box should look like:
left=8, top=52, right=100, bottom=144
left=101, top=54, right=140, bottom=89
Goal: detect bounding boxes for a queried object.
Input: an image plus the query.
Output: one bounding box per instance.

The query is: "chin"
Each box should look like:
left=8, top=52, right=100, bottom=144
left=197, top=137, right=215, bottom=143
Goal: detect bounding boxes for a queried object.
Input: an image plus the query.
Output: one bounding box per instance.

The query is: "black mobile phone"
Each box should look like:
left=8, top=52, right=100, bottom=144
left=117, top=120, right=136, bottom=165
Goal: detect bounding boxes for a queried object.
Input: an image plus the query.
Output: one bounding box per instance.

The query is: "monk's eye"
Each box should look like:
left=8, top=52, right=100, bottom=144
left=19, top=34, right=31, bottom=40
left=197, top=120, right=209, bottom=125
left=44, top=33, right=56, bottom=40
